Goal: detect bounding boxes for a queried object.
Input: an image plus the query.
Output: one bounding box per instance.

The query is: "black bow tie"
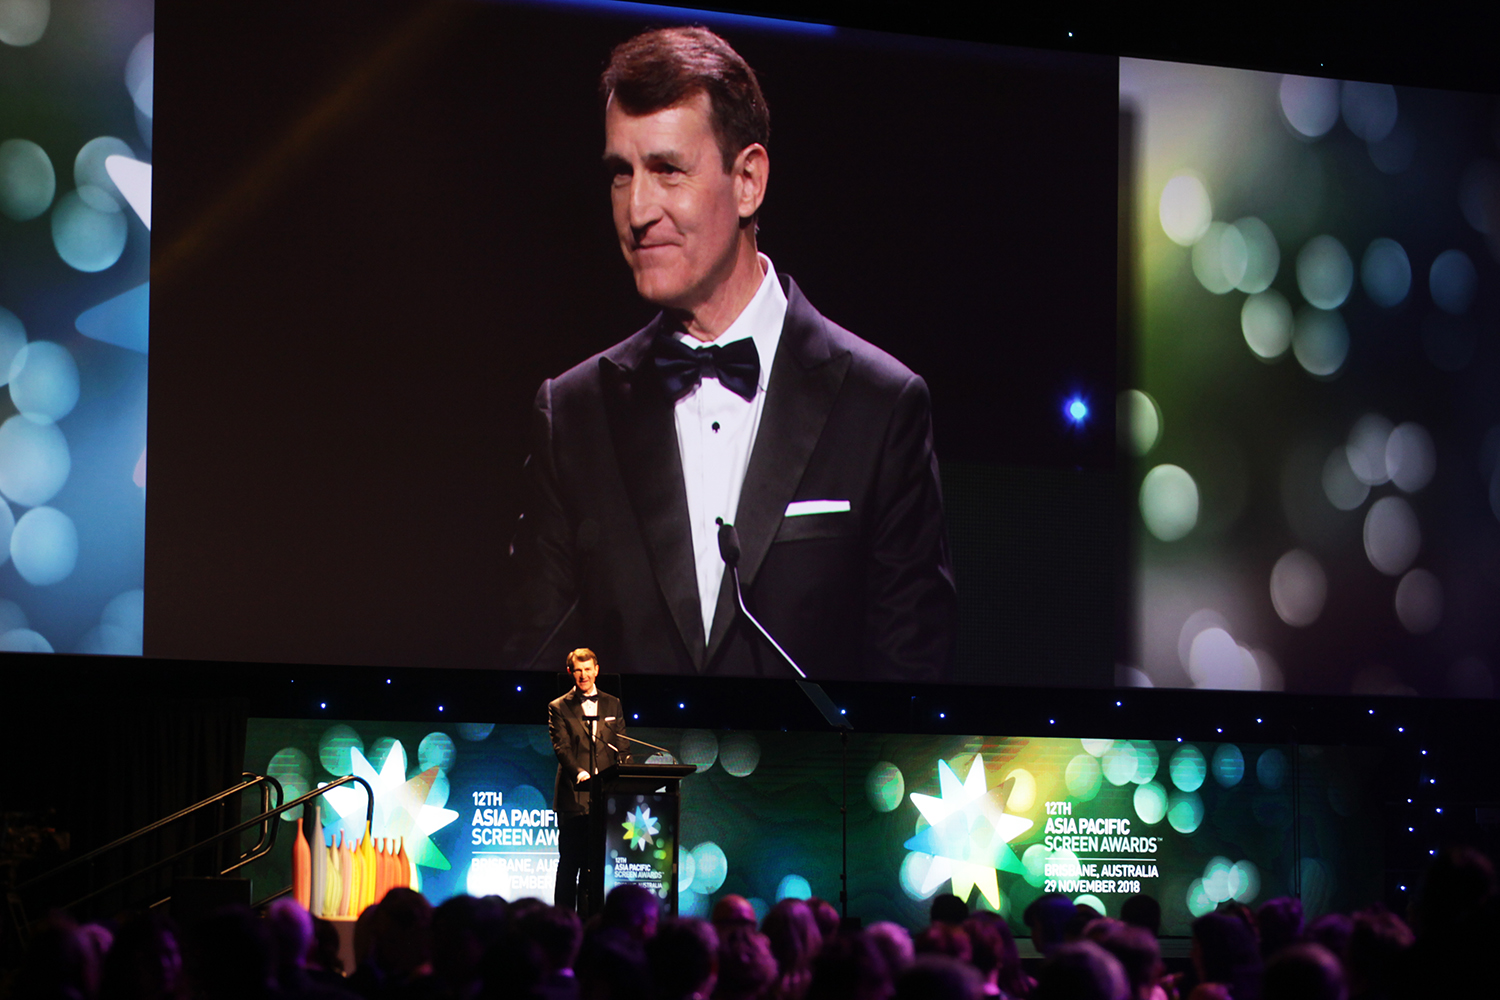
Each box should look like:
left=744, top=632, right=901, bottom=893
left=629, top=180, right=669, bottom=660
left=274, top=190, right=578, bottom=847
left=580, top=693, right=598, bottom=702
left=652, top=335, right=760, bottom=402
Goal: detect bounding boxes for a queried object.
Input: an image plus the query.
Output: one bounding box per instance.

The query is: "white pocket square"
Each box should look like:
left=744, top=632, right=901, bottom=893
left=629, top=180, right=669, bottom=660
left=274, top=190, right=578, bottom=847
left=785, top=499, right=851, bottom=516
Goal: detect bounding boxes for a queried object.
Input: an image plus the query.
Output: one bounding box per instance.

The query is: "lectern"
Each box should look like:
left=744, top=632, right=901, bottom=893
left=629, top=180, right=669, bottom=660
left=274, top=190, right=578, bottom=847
left=577, top=762, right=695, bottom=916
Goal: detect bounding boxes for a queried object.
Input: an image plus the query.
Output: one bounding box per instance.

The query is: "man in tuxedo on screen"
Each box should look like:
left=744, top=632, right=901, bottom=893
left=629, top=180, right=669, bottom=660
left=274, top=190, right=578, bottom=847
left=512, top=26, right=956, bottom=681
left=549, top=647, right=628, bottom=912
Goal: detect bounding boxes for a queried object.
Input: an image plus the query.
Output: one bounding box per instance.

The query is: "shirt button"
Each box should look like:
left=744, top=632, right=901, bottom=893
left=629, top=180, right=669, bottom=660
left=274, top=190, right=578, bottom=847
left=712, top=421, right=721, bottom=432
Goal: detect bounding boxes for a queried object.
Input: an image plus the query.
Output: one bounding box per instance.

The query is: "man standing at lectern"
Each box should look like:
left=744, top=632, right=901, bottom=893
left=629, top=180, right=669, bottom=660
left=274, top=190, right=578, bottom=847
left=549, top=647, right=628, bottom=912
left=512, top=26, right=957, bottom=681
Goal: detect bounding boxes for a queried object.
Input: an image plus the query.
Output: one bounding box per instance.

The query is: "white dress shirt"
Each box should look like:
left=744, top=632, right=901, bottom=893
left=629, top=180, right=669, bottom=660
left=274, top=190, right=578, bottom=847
left=673, top=254, right=788, bottom=641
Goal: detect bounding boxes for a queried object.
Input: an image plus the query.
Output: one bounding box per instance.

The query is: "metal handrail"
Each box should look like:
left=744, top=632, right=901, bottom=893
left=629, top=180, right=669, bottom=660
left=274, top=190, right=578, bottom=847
left=18, top=772, right=282, bottom=892
left=61, top=775, right=374, bottom=913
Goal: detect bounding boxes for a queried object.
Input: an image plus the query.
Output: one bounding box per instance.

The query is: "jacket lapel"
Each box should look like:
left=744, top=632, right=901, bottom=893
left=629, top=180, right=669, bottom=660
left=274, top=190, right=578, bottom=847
left=600, top=321, right=708, bottom=669
left=705, top=277, right=851, bottom=662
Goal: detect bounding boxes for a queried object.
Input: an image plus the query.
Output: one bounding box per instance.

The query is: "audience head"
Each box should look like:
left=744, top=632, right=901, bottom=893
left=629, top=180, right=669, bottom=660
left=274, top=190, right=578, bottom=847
left=602, top=883, right=662, bottom=942
left=975, top=912, right=1028, bottom=999
left=929, top=893, right=969, bottom=927
left=1024, top=893, right=1077, bottom=957
left=864, top=922, right=915, bottom=976
left=1086, top=922, right=1161, bottom=1000
left=1263, top=943, right=1346, bottom=1000
left=352, top=902, right=381, bottom=970
left=960, top=916, right=1003, bottom=984
left=647, top=917, right=718, bottom=1000
left=1410, top=844, right=1496, bottom=939
left=100, top=911, right=182, bottom=1000
left=712, top=894, right=758, bottom=933
left=373, top=886, right=434, bottom=980
left=1035, top=940, right=1129, bottom=1000
left=309, top=915, right=343, bottom=975
left=12, top=913, right=93, bottom=1000
left=715, top=926, right=779, bottom=1000
left=1067, top=903, right=1103, bottom=941
left=79, top=923, right=113, bottom=996
left=894, top=954, right=982, bottom=1000
left=1304, top=913, right=1352, bottom=964
left=913, top=921, right=971, bottom=963
left=1346, top=905, right=1413, bottom=996
left=184, top=906, right=276, bottom=1000
left=807, top=897, right=842, bottom=945
left=264, top=897, right=314, bottom=981
left=1191, top=910, right=1262, bottom=997
left=431, top=894, right=507, bottom=986
left=807, top=930, right=892, bottom=1000
left=519, top=903, right=584, bottom=976
left=1120, top=894, right=1161, bottom=937
left=577, top=929, right=651, bottom=1000
left=1257, top=897, right=1305, bottom=959
left=762, top=898, right=824, bottom=981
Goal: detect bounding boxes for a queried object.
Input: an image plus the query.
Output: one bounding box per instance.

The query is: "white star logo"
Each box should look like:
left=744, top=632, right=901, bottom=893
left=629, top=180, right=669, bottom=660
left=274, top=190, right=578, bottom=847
left=905, top=756, right=1033, bottom=910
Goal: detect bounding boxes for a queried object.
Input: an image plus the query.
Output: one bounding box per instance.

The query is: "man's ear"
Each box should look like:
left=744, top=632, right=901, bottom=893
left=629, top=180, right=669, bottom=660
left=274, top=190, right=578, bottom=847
left=733, top=143, right=769, bottom=220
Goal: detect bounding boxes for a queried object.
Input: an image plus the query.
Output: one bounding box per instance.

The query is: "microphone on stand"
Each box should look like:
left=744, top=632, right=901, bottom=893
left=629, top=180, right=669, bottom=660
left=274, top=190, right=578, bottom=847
left=717, top=520, right=807, bottom=680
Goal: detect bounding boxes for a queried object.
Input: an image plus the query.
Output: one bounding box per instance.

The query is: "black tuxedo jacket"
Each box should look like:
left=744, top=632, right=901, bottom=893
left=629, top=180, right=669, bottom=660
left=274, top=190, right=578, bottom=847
left=513, top=276, right=957, bottom=680
left=548, top=687, right=627, bottom=815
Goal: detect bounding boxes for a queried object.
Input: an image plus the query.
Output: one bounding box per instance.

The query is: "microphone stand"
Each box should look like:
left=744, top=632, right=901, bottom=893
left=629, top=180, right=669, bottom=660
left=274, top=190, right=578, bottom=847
left=586, top=699, right=598, bottom=915
left=609, top=732, right=674, bottom=759
left=718, top=520, right=853, bottom=919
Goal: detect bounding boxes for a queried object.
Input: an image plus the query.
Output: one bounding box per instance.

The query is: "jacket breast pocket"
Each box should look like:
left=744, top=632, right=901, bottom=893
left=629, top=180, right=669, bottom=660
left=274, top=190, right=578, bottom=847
left=773, top=510, right=857, bottom=543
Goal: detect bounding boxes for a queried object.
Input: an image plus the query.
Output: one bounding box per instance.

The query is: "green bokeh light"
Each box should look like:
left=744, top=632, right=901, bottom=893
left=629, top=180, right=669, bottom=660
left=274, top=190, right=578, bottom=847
left=367, top=736, right=398, bottom=774
left=418, top=732, right=456, bottom=772
left=1133, top=782, right=1168, bottom=825
left=1212, top=744, right=1245, bottom=787
left=866, top=761, right=905, bottom=813
left=1168, top=791, right=1204, bottom=833
left=1021, top=844, right=1048, bottom=887
left=900, top=851, right=937, bottom=900
left=317, top=725, right=363, bottom=776
left=1132, top=741, right=1160, bottom=784
left=1169, top=745, right=1207, bottom=792
left=1074, top=893, right=1106, bottom=915
left=690, top=841, right=727, bottom=894
left=679, top=730, right=719, bottom=773
left=1257, top=749, right=1287, bottom=789
left=1203, top=856, right=1235, bottom=902
left=1102, top=744, right=1137, bottom=786
left=268, top=747, right=311, bottom=820
left=719, top=732, right=761, bottom=777
left=1066, top=754, right=1102, bottom=800
left=1186, top=877, right=1214, bottom=917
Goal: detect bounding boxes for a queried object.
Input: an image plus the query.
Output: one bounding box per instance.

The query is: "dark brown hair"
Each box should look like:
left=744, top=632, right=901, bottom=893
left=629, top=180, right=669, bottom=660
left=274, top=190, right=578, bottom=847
left=602, top=26, right=769, bottom=172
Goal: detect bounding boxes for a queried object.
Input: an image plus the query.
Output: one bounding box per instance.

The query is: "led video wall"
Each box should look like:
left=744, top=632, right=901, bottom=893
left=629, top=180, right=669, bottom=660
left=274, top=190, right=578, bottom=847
left=1122, top=60, right=1500, bottom=697
left=244, top=716, right=1382, bottom=934
left=0, top=1, right=150, bottom=654
left=7, top=0, right=1496, bottom=699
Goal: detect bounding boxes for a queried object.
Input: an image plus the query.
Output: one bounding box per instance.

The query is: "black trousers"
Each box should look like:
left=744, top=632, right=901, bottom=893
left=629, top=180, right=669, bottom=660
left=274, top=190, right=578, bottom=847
left=554, top=811, right=590, bottom=912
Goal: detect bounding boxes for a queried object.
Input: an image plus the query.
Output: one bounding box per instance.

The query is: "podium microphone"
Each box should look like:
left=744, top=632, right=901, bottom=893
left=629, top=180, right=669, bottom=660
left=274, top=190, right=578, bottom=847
left=717, top=519, right=807, bottom=680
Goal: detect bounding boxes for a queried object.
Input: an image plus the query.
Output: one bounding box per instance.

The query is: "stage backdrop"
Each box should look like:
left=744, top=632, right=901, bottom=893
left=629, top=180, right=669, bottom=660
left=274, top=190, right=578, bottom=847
left=1122, top=59, right=1500, bottom=697
left=0, top=0, right=150, bottom=654
left=243, top=715, right=1382, bottom=934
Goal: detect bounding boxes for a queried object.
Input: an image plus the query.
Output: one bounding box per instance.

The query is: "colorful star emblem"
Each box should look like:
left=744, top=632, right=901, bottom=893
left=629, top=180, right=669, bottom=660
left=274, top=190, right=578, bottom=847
left=904, top=756, right=1033, bottom=909
left=622, top=805, right=660, bottom=851
left=319, top=739, right=460, bottom=870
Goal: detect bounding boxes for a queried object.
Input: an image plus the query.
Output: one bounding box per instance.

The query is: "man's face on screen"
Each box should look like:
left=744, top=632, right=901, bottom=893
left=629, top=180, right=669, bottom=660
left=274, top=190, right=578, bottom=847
left=570, top=657, right=598, bottom=694
left=604, top=92, right=749, bottom=312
